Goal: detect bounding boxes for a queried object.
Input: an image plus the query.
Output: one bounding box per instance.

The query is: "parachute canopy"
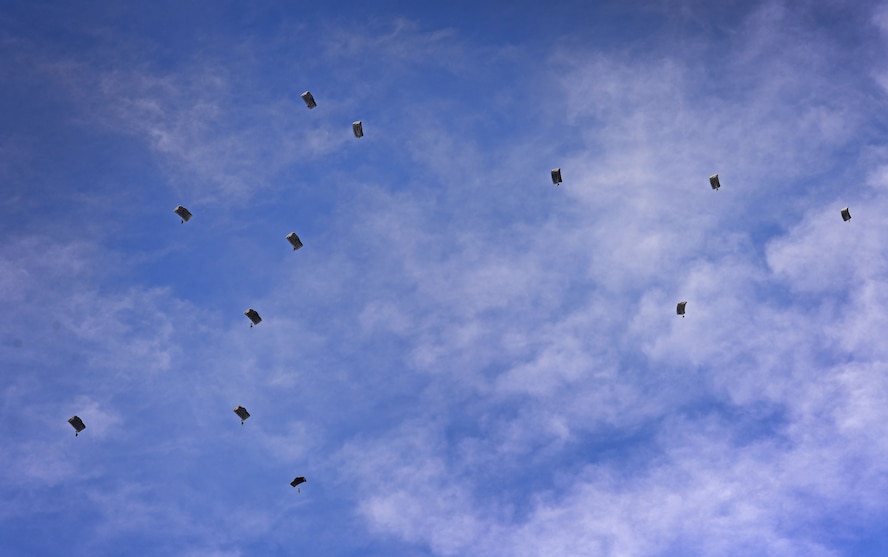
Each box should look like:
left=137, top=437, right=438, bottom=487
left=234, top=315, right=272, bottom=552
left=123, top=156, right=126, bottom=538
left=244, top=308, right=262, bottom=327
left=291, top=476, right=307, bottom=488
left=174, top=205, right=192, bottom=223
left=841, top=207, right=851, bottom=222
left=677, top=301, right=687, bottom=316
left=233, top=405, right=250, bottom=424
left=709, top=174, right=721, bottom=191
left=286, top=232, right=304, bottom=251
left=551, top=168, right=562, bottom=185
left=68, top=415, right=85, bottom=436
left=353, top=121, right=364, bottom=138
left=301, top=91, right=317, bottom=109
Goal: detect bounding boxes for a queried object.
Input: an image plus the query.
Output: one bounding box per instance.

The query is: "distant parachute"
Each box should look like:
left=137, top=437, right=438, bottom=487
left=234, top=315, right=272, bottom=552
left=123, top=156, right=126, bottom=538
left=677, top=301, right=687, bottom=317
left=286, top=232, right=304, bottom=251
left=353, top=121, right=364, bottom=138
left=301, top=91, right=317, bottom=109
left=709, top=174, right=721, bottom=191
left=244, top=308, right=262, bottom=327
left=233, top=405, right=250, bottom=425
left=291, top=476, right=307, bottom=492
left=551, top=168, right=563, bottom=186
left=174, top=205, right=192, bottom=223
left=68, top=415, right=86, bottom=437
left=841, top=207, right=851, bottom=222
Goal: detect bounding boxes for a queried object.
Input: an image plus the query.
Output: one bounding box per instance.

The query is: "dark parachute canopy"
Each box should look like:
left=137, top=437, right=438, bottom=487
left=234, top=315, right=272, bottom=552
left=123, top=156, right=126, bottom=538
left=233, top=405, right=250, bottom=425
left=68, top=415, right=86, bottom=436
left=677, top=301, right=687, bottom=317
left=301, top=91, right=317, bottom=109
left=174, top=205, right=193, bottom=223
left=352, top=121, right=364, bottom=138
left=291, top=476, right=307, bottom=492
left=286, top=232, right=304, bottom=251
left=841, top=207, right=851, bottom=222
left=709, top=174, right=721, bottom=191
left=244, top=308, right=262, bottom=327
left=551, top=168, right=563, bottom=186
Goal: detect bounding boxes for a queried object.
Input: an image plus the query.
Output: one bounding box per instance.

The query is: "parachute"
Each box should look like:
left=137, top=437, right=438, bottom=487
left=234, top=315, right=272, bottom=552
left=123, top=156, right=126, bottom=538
left=244, top=308, right=262, bottom=327
left=233, top=405, right=250, bottom=425
left=174, top=205, right=192, bottom=223
left=709, top=174, right=721, bottom=191
left=841, top=207, right=851, bottom=222
left=68, top=415, right=86, bottom=437
left=353, top=121, right=364, bottom=138
left=286, top=232, right=304, bottom=251
left=301, top=91, right=317, bottom=109
left=291, top=476, right=307, bottom=492
left=677, top=301, right=687, bottom=317
left=551, top=168, right=562, bottom=186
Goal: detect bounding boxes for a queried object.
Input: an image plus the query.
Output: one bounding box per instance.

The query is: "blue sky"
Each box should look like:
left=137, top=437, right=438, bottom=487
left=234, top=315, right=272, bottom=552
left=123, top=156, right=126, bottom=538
left=3, top=1, right=888, bottom=555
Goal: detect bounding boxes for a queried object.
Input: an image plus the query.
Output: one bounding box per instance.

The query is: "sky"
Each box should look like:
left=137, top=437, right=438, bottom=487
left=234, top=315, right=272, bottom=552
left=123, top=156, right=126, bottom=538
left=2, top=0, right=888, bottom=555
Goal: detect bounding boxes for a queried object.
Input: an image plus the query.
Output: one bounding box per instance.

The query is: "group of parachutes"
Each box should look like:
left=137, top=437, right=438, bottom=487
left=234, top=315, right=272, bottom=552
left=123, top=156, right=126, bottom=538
left=67, top=89, right=856, bottom=493
left=64, top=90, right=359, bottom=491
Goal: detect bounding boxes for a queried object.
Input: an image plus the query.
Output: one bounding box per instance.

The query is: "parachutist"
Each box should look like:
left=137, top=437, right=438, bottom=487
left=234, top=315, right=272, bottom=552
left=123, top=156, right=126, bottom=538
left=286, top=233, right=303, bottom=251
left=68, top=415, right=86, bottom=436
left=234, top=406, right=251, bottom=424
left=174, top=205, right=192, bottom=222
left=245, top=309, right=262, bottom=327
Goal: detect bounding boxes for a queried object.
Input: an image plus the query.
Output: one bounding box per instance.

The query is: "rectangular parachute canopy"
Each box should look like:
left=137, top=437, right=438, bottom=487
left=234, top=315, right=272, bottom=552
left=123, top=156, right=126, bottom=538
left=291, top=476, right=307, bottom=487
left=244, top=308, right=262, bottom=326
left=841, top=207, right=851, bottom=222
left=286, top=232, right=304, bottom=251
left=709, top=174, right=721, bottom=191
left=301, top=91, right=317, bottom=109
left=68, top=415, right=86, bottom=434
left=551, top=168, right=562, bottom=185
left=233, top=405, right=250, bottom=423
left=352, top=121, right=363, bottom=138
left=174, top=205, right=193, bottom=222
left=676, top=301, right=687, bottom=316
